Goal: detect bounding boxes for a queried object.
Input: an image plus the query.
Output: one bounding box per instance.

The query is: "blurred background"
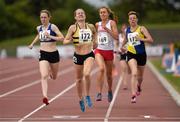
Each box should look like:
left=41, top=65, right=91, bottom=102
left=0, top=0, right=180, bottom=56
left=0, top=0, right=180, bottom=92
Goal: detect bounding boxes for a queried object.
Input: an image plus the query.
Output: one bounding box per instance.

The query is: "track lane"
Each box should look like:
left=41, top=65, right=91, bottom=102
left=0, top=58, right=180, bottom=122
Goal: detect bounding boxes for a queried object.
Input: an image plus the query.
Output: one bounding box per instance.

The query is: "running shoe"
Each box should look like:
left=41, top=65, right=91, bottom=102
left=96, top=93, right=102, bottom=101
left=85, top=96, right=92, bottom=108
left=43, top=97, right=49, bottom=105
left=131, top=95, right=136, bottom=103
left=108, top=91, right=113, bottom=102
left=79, top=99, right=85, bottom=112
left=136, top=84, right=142, bottom=96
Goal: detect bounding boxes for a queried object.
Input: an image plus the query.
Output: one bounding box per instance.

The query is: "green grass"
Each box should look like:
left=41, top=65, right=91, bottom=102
left=0, top=35, right=35, bottom=47
left=0, top=34, right=64, bottom=56
left=0, top=35, right=36, bottom=56
left=145, top=22, right=180, bottom=29
left=0, top=23, right=179, bottom=56
left=150, top=58, right=180, bottom=93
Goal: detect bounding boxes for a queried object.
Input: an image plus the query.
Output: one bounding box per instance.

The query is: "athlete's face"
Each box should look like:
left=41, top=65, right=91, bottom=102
left=128, top=14, right=138, bottom=27
left=40, top=12, right=50, bottom=25
left=75, top=9, right=86, bottom=21
left=99, top=8, right=109, bottom=21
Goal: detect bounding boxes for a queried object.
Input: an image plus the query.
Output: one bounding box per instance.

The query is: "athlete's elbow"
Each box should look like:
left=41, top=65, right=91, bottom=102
left=146, top=37, right=153, bottom=43
left=58, top=37, right=64, bottom=42
left=114, top=35, right=119, bottom=40
left=63, top=40, right=70, bottom=44
left=149, top=38, right=154, bottom=43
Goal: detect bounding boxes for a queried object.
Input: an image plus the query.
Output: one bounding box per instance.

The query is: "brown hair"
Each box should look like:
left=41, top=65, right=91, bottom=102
left=74, top=8, right=85, bottom=17
left=99, top=6, right=118, bottom=24
left=99, top=6, right=112, bottom=14
left=40, top=9, right=51, bottom=17
left=128, top=11, right=138, bottom=18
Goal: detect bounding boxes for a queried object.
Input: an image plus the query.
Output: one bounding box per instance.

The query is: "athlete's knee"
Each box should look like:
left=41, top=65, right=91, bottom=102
left=50, top=70, right=58, bottom=80
left=106, top=75, right=112, bottom=82
left=138, top=77, right=143, bottom=82
left=76, top=78, right=82, bottom=84
left=131, top=72, right=137, bottom=78
left=99, top=67, right=105, bottom=74
left=41, top=74, right=49, bottom=80
left=50, top=74, right=57, bottom=80
left=84, top=71, right=90, bottom=78
left=122, top=66, right=127, bottom=73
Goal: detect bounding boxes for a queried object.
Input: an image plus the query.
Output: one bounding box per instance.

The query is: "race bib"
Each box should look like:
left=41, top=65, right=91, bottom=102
left=98, top=33, right=108, bottom=45
left=39, top=30, right=50, bottom=41
left=79, top=29, right=92, bottom=43
left=127, top=32, right=140, bottom=46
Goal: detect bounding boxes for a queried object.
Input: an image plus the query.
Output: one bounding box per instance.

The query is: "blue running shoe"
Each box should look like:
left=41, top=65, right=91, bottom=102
left=79, top=99, right=85, bottom=112
left=85, top=96, right=92, bottom=108
left=108, top=91, right=113, bottom=102
left=96, top=93, right=102, bottom=101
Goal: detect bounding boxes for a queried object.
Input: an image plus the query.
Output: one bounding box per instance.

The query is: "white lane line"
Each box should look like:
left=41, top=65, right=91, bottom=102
left=0, top=67, right=73, bottom=98
left=18, top=83, right=76, bottom=122
left=0, top=65, right=36, bottom=75
left=147, top=61, right=180, bottom=106
left=0, top=62, right=71, bottom=83
left=18, top=68, right=98, bottom=122
left=0, top=80, right=40, bottom=98
left=0, top=70, right=39, bottom=83
left=2, top=116, right=180, bottom=121
left=104, top=76, right=123, bottom=122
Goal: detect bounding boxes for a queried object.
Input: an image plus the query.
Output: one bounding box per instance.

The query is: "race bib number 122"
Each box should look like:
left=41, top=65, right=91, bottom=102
left=79, top=29, right=92, bottom=43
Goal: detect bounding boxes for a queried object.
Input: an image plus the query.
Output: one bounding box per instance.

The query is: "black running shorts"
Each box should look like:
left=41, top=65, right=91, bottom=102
left=73, top=51, right=95, bottom=65
left=39, top=50, right=60, bottom=63
left=127, top=51, right=147, bottom=66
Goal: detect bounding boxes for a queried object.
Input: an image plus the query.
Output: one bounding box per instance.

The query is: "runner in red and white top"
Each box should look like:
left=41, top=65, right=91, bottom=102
left=94, top=6, right=118, bottom=102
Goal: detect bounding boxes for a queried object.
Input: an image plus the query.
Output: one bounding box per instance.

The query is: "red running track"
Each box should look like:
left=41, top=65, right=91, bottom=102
left=0, top=58, right=180, bottom=122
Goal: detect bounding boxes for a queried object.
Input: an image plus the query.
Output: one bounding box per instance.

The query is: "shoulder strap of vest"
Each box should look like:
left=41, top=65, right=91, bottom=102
left=72, top=23, right=78, bottom=36
left=48, top=23, right=51, bottom=30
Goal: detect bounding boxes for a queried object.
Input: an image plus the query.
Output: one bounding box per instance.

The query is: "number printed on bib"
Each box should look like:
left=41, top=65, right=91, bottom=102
left=39, top=30, right=51, bottom=41
left=79, top=29, right=92, bottom=43
left=98, top=33, right=108, bottom=45
left=127, top=32, right=141, bottom=46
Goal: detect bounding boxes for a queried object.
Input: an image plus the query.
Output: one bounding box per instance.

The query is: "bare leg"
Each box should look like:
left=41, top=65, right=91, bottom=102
left=49, top=62, right=59, bottom=80
left=136, top=65, right=145, bottom=95
left=128, top=59, right=138, bottom=96
left=105, top=61, right=113, bottom=92
left=39, top=61, right=50, bottom=98
left=137, top=66, right=145, bottom=86
left=84, top=57, right=94, bottom=107
left=74, top=64, right=84, bottom=100
left=119, top=60, right=128, bottom=89
left=83, top=57, right=94, bottom=96
left=95, top=54, right=105, bottom=93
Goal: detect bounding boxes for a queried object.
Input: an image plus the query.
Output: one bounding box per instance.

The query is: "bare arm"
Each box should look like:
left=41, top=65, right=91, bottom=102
left=119, top=32, right=128, bottom=53
left=63, top=25, right=75, bottom=44
left=137, top=26, right=153, bottom=43
left=28, top=34, right=39, bottom=49
left=89, top=24, right=97, bottom=49
left=103, top=20, right=119, bottom=40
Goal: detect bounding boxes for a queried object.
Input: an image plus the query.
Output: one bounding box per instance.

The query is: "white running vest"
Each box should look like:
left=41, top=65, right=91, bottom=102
left=97, top=20, right=114, bottom=50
